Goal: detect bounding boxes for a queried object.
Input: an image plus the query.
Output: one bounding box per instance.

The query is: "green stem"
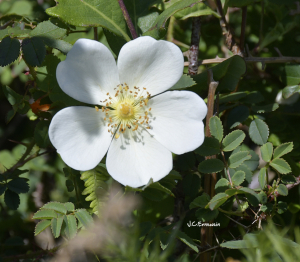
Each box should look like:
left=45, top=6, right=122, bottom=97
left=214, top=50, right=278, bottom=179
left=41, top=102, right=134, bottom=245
left=167, top=16, right=175, bottom=42
left=72, top=175, right=82, bottom=207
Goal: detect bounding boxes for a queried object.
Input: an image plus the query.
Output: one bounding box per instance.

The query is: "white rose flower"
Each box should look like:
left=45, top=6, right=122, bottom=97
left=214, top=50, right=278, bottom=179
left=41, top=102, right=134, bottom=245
left=49, top=36, right=207, bottom=188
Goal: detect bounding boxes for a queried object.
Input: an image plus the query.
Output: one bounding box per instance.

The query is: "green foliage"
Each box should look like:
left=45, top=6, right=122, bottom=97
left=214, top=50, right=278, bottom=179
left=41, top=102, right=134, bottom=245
left=249, top=119, right=269, bottom=145
left=209, top=116, right=223, bottom=142
left=232, top=171, right=246, bottom=186
left=195, top=136, right=220, bottom=156
left=228, top=151, right=251, bottom=168
left=22, top=37, right=46, bottom=67
left=222, top=130, right=246, bottom=152
left=0, top=37, right=20, bottom=67
left=169, top=74, right=196, bottom=90
left=261, top=142, right=273, bottom=162
left=273, top=142, right=293, bottom=159
left=46, top=0, right=130, bottom=41
left=198, top=158, right=224, bottom=174
left=33, top=201, right=93, bottom=239
left=227, top=105, right=249, bottom=129
left=270, top=158, right=292, bottom=174
left=258, top=167, right=267, bottom=189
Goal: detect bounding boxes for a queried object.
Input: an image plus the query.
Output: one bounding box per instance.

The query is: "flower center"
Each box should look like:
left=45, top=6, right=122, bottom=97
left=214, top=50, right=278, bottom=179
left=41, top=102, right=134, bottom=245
left=117, top=102, right=134, bottom=119
left=96, top=83, right=152, bottom=139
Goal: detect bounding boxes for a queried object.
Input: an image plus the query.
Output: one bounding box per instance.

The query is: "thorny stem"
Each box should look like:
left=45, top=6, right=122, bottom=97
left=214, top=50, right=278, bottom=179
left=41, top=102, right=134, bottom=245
left=188, top=17, right=201, bottom=75
left=201, top=70, right=219, bottom=262
left=214, top=0, right=241, bottom=54
left=240, top=6, right=247, bottom=54
left=183, top=55, right=300, bottom=67
left=118, top=0, right=138, bottom=39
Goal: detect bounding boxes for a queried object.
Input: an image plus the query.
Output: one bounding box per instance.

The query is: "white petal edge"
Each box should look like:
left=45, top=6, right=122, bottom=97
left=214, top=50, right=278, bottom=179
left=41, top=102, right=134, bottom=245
left=146, top=91, right=207, bottom=155
left=49, top=106, right=112, bottom=171
left=56, top=39, right=120, bottom=105
left=106, top=128, right=172, bottom=188
left=117, top=36, right=184, bottom=96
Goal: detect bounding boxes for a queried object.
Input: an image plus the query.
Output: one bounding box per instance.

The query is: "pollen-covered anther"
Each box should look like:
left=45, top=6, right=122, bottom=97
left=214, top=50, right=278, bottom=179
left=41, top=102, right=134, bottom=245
left=95, top=106, right=99, bottom=112
left=115, top=133, right=120, bottom=139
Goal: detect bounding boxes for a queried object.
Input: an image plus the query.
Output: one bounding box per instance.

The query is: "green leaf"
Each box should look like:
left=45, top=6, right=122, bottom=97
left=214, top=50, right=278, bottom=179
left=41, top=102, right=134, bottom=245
left=215, top=178, right=229, bottom=193
left=42, top=38, right=73, bottom=54
left=0, top=37, right=20, bottom=67
left=252, top=103, right=279, bottom=113
left=283, top=65, right=300, bottom=86
left=22, top=37, right=46, bottom=67
left=63, top=215, right=77, bottom=239
left=2, top=85, right=23, bottom=106
left=282, top=85, right=300, bottom=99
left=65, top=180, right=74, bottom=192
left=218, top=92, right=247, bottom=104
left=270, top=158, right=291, bottom=174
left=241, top=91, right=264, bottom=104
left=277, top=184, right=288, bottom=196
left=277, top=201, right=287, bottom=214
left=261, top=142, right=273, bottom=162
left=195, top=137, right=220, bottom=156
left=7, top=178, right=29, bottom=194
left=273, top=142, right=293, bottom=159
left=4, top=189, right=20, bottom=210
left=176, top=231, right=199, bottom=253
left=51, top=216, right=64, bottom=238
left=281, top=175, right=296, bottom=184
left=0, top=26, right=31, bottom=40
left=258, top=167, right=267, bottom=189
left=209, top=116, right=223, bottom=142
left=169, top=74, right=196, bottom=90
left=174, top=2, right=220, bottom=20
left=232, top=171, right=246, bottom=186
left=258, top=191, right=267, bottom=204
left=288, top=203, right=300, bottom=214
left=238, top=188, right=260, bottom=206
left=46, top=0, right=130, bottom=41
left=249, top=119, right=269, bottom=145
left=222, top=130, right=245, bottom=152
left=30, top=20, right=67, bottom=39
left=0, top=184, right=7, bottom=196
left=207, top=193, right=228, bottom=210
left=75, top=209, right=93, bottom=228
left=189, top=193, right=210, bottom=209
left=103, top=29, right=127, bottom=56
left=64, top=202, right=75, bottom=212
left=42, top=202, right=67, bottom=214
left=220, top=240, right=249, bottom=249
left=144, top=0, right=202, bottom=39
left=34, top=121, right=50, bottom=148
left=228, top=151, right=251, bottom=168
left=191, top=56, right=246, bottom=93
left=148, top=182, right=174, bottom=197
left=227, top=105, right=249, bottom=129
left=182, top=173, right=201, bottom=197
left=198, top=159, right=224, bottom=174
left=33, top=209, right=57, bottom=220
left=35, top=220, right=52, bottom=236
left=196, top=208, right=219, bottom=222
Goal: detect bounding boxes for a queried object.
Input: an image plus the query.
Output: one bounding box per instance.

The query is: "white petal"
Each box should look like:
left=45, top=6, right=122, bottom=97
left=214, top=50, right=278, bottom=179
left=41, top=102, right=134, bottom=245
left=146, top=91, right=207, bottom=155
left=117, top=36, right=184, bottom=96
left=49, top=106, right=112, bottom=171
left=106, top=128, right=172, bottom=188
left=56, top=39, right=120, bottom=105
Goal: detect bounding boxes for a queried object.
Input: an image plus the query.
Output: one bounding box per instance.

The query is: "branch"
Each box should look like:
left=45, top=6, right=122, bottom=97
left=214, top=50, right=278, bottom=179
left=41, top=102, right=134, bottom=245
left=183, top=56, right=300, bottom=67
left=118, top=0, right=138, bottom=39
left=214, top=0, right=241, bottom=55
left=269, top=176, right=300, bottom=201
left=188, top=17, right=201, bottom=75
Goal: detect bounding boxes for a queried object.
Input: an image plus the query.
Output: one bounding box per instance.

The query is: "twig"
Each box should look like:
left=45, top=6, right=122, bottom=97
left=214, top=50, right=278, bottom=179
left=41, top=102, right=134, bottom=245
left=94, top=27, right=98, bottom=41
left=201, top=70, right=219, bottom=262
left=183, top=56, right=300, bottom=67
left=0, top=20, right=13, bottom=30
left=240, top=7, right=247, bottom=54
left=188, top=17, right=201, bottom=75
left=118, top=0, right=138, bottom=39
left=215, top=0, right=241, bottom=55
left=269, top=175, right=300, bottom=201
left=224, top=214, right=248, bottom=229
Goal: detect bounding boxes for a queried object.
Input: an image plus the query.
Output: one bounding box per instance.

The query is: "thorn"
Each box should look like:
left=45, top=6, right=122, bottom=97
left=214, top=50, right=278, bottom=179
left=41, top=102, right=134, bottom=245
left=274, top=47, right=283, bottom=57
